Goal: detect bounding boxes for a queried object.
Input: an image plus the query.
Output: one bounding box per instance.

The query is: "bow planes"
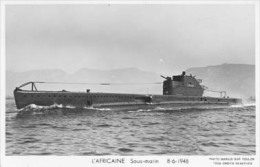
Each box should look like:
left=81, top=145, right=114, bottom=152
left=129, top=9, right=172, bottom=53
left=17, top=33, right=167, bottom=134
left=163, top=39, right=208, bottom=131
left=13, top=71, right=242, bottom=110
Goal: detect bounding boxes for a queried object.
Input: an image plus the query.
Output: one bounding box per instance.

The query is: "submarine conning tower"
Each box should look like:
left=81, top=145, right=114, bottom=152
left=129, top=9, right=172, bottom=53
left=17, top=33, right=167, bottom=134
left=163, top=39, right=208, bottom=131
left=162, top=71, right=204, bottom=96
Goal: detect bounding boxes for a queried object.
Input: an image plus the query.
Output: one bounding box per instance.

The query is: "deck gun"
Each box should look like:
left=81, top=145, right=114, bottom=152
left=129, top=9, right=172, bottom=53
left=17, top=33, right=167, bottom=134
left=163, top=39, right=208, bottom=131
left=160, top=75, right=171, bottom=80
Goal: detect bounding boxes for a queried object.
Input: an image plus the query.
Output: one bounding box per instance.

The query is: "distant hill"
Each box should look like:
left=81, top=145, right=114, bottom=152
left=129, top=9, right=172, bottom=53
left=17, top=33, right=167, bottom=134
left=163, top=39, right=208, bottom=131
left=6, top=64, right=255, bottom=100
left=186, top=63, right=255, bottom=99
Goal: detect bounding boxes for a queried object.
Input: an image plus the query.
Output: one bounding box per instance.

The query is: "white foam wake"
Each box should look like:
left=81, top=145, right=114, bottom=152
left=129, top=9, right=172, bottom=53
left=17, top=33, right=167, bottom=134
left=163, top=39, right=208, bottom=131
left=84, top=106, right=111, bottom=111
left=18, top=103, right=111, bottom=112
left=230, top=103, right=255, bottom=108
left=19, top=103, right=64, bottom=111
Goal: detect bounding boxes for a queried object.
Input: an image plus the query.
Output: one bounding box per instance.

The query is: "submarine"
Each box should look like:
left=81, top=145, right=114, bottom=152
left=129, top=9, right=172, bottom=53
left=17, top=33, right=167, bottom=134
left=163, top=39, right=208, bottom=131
left=13, top=71, right=242, bottom=110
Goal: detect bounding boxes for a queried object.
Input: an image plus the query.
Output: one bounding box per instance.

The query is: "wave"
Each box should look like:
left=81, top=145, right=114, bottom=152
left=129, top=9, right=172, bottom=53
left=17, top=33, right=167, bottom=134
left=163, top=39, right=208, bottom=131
left=127, top=106, right=224, bottom=113
left=83, top=106, right=111, bottom=111
left=18, top=103, right=111, bottom=113
left=230, top=103, right=255, bottom=108
left=18, top=103, right=64, bottom=111
left=153, top=105, right=226, bottom=112
left=243, top=103, right=255, bottom=107
left=17, top=102, right=253, bottom=115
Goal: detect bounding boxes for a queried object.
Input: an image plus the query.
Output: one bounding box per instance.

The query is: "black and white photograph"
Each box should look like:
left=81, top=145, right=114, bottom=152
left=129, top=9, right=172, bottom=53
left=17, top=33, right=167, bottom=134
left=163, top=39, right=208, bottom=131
left=0, top=0, right=259, bottom=167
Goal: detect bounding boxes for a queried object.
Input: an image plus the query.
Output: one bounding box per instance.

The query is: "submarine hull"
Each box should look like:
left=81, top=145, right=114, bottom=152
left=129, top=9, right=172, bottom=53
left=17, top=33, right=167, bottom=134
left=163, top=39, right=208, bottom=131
left=14, top=90, right=242, bottom=110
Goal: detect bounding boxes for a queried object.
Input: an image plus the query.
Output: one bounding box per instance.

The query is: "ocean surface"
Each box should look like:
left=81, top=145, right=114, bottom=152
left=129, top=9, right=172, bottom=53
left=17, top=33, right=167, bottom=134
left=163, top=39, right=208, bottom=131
left=6, top=99, right=255, bottom=155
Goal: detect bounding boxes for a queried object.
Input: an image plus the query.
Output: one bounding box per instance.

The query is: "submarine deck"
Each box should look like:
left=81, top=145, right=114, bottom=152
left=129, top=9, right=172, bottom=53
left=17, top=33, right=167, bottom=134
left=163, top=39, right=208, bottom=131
left=14, top=90, right=242, bottom=110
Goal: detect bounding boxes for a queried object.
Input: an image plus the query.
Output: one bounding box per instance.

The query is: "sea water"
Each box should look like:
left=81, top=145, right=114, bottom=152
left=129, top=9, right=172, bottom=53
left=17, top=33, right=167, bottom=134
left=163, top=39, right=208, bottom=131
left=5, top=99, right=255, bottom=155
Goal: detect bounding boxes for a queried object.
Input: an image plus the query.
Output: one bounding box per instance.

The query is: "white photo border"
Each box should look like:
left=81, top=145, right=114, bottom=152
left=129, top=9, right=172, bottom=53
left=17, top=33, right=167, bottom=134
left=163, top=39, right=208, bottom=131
left=0, top=1, right=259, bottom=167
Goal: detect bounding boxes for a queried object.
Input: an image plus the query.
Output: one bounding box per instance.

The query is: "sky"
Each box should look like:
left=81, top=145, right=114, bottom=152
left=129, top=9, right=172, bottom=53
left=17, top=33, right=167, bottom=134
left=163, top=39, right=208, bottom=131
left=6, top=4, right=255, bottom=74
